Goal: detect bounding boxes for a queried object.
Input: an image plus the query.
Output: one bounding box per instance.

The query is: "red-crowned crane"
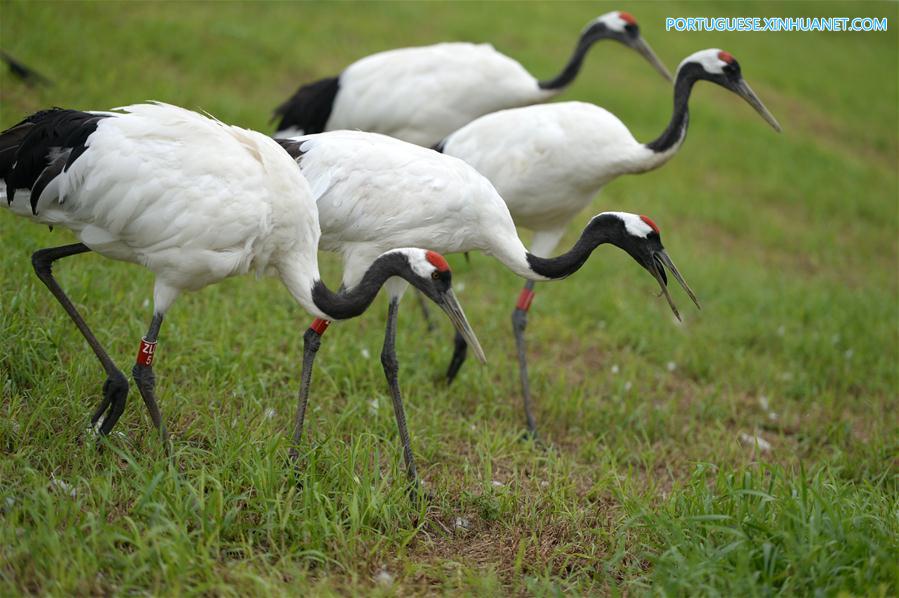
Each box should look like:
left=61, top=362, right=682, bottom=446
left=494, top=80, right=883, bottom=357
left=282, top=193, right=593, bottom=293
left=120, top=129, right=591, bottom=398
left=276, top=130, right=699, bottom=441
left=272, top=11, right=671, bottom=146
left=0, top=103, right=482, bottom=487
left=433, top=48, right=781, bottom=430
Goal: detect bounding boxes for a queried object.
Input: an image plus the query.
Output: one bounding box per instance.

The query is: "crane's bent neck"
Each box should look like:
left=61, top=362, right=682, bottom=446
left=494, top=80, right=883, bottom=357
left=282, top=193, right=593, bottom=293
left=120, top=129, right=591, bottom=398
left=645, top=66, right=700, bottom=155
left=537, top=34, right=597, bottom=91
left=486, top=216, right=613, bottom=282
left=309, top=252, right=411, bottom=320
left=525, top=216, right=614, bottom=280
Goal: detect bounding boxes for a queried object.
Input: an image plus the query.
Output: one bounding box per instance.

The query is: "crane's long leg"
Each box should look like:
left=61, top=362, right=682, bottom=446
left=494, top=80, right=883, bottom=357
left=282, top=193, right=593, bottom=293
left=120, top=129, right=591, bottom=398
left=289, top=319, right=327, bottom=461
left=512, top=280, right=538, bottom=437
left=381, top=299, right=420, bottom=486
left=445, top=330, right=468, bottom=384
left=414, top=290, right=437, bottom=333
left=30, top=243, right=129, bottom=435
left=131, top=312, right=169, bottom=445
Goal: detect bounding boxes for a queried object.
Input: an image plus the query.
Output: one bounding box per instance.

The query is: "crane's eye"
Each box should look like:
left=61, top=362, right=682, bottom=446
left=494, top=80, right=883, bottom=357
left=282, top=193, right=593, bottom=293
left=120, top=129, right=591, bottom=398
left=431, top=271, right=441, bottom=280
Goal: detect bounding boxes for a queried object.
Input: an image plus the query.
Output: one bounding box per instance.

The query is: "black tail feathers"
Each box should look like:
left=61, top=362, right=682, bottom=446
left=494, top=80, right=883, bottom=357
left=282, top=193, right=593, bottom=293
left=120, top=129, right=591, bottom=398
left=272, top=76, right=340, bottom=135
left=1, top=108, right=110, bottom=212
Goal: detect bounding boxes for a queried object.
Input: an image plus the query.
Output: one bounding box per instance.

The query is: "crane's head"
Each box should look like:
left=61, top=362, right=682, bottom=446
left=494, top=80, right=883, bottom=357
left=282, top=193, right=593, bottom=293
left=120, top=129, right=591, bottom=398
left=677, top=48, right=782, bottom=132
left=594, top=212, right=701, bottom=321
left=581, top=11, right=673, bottom=81
left=393, top=248, right=487, bottom=364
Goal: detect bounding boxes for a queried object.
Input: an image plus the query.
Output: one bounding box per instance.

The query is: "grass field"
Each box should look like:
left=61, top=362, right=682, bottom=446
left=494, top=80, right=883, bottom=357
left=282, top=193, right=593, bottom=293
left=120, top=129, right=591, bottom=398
left=1, top=1, right=897, bottom=595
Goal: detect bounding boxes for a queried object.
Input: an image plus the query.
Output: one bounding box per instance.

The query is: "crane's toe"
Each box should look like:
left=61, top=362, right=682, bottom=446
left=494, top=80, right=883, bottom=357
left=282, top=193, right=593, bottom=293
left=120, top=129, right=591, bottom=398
left=91, top=371, right=129, bottom=438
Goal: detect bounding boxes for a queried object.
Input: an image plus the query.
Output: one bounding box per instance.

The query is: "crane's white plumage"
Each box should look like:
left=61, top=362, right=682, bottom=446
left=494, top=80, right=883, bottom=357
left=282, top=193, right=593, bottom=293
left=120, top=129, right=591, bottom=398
left=439, top=101, right=667, bottom=236
left=294, top=130, right=537, bottom=286
left=272, top=11, right=672, bottom=147
left=326, top=43, right=550, bottom=147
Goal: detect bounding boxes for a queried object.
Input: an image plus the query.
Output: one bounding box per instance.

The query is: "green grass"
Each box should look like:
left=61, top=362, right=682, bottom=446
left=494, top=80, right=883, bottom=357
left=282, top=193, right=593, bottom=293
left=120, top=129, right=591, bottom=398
left=1, top=0, right=897, bottom=594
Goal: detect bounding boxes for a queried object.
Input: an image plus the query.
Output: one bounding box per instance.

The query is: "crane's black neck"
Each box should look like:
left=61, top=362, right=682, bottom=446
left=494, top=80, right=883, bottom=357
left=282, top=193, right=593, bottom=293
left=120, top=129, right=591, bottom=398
left=525, top=215, right=618, bottom=279
left=310, top=252, right=412, bottom=320
left=538, top=30, right=602, bottom=91
left=645, top=63, right=707, bottom=154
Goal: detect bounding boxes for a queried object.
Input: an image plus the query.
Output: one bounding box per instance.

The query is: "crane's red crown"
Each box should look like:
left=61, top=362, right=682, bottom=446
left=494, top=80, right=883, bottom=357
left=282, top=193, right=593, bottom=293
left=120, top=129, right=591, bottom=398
left=425, top=250, right=450, bottom=272
left=640, top=215, right=660, bottom=234
left=619, top=11, right=637, bottom=25
left=717, top=51, right=735, bottom=64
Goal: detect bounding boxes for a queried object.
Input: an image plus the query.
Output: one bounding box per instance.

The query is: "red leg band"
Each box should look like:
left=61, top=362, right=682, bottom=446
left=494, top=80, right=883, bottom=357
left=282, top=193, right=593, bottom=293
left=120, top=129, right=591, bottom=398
left=516, top=288, right=536, bottom=311
left=310, top=318, right=331, bottom=335
left=136, top=338, right=157, bottom=367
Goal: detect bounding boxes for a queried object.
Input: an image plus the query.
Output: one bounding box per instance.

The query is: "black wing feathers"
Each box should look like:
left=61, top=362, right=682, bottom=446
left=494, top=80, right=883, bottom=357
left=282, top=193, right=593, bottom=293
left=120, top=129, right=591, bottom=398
left=272, top=76, right=340, bottom=135
left=0, top=108, right=110, bottom=213
left=29, top=152, right=69, bottom=209
left=273, top=138, right=306, bottom=162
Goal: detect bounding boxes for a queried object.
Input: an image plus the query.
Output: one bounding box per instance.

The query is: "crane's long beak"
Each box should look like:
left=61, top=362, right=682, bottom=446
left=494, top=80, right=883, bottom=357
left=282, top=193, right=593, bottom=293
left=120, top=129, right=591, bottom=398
left=733, top=79, right=782, bottom=132
left=436, top=289, right=487, bottom=364
left=631, top=37, right=673, bottom=82
left=650, top=250, right=701, bottom=321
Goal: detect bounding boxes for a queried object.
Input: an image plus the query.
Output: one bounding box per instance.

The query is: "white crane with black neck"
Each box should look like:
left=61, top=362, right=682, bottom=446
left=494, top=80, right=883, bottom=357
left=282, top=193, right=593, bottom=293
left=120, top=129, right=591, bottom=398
left=277, top=130, right=699, bottom=440
left=433, top=48, right=781, bottom=428
left=0, top=103, right=482, bottom=488
left=272, top=11, right=671, bottom=146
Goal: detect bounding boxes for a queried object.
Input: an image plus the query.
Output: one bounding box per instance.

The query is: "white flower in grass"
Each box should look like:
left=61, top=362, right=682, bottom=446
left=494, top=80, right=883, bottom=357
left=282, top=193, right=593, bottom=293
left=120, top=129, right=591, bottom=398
left=758, top=395, right=770, bottom=411
left=374, top=568, right=394, bottom=586
left=361, top=348, right=370, bottom=359
left=455, top=281, right=466, bottom=292
left=610, top=364, right=619, bottom=374
left=454, top=516, right=470, bottom=530
left=777, top=325, right=786, bottom=337
left=142, top=298, right=150, bottom=309
left=844, top=348, right=853, bottom=360
left=49, top=476, right=76, bottom=498
left=666, top=361, right=677, bottom=372
left=264, top=408, right=276, bottom=420
left=624, top=381, right=632, bottom=392
left=739, top=432, right=772, bottom=453
left=491, top=480, right=504, bottom=488
left=540, top=480, right=550, bottom=488
left=368, top=398, right=379, bottom=415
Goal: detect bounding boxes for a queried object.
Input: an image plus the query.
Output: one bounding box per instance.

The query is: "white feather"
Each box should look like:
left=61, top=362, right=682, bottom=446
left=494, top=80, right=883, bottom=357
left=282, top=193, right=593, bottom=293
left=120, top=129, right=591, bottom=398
left=287, top=130, right=541, bottom=289
left=327, top=43, right=554, bottom=147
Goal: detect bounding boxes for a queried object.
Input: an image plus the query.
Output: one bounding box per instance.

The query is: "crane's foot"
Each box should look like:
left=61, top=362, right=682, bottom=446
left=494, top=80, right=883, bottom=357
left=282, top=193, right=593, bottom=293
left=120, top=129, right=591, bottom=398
left=89, top=371, right=129, bottom=439
left=406, top=478, right=435, bottom=505
left=286, top=451, right=307, bottom=490
left=517, top=427, right=550, bottom=452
